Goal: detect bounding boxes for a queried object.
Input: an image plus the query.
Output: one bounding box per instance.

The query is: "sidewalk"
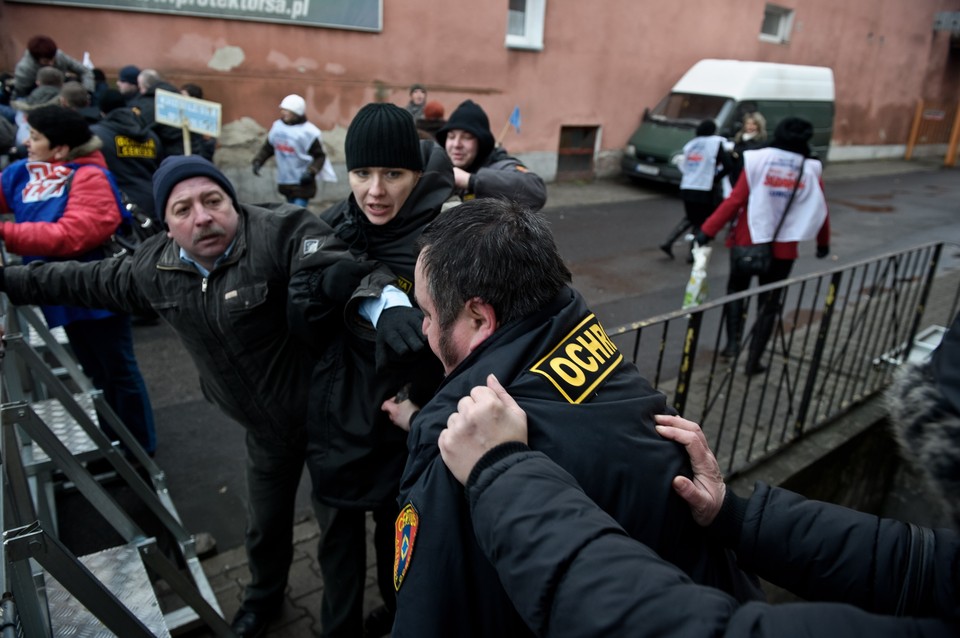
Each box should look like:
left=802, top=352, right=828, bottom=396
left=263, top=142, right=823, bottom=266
left=182, top=155, right=948, bottom=638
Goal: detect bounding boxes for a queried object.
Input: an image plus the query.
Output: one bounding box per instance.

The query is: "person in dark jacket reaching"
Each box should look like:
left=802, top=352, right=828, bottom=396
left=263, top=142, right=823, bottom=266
left=437, top=99, right=547, bottom=211
left=381, top=198, right=762, bottom=638
left=439, top=376, right=959, bottom=638
left=0, top=155, right=384, bottom=638
left=288, top=102, right=453, bottom=638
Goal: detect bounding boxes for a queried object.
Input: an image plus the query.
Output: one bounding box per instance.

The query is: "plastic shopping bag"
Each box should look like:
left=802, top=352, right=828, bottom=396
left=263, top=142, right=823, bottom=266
left=682, top=242, right=712, bottom=309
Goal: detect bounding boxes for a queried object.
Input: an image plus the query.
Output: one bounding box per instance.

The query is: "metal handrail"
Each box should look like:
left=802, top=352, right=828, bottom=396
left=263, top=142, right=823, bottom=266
left=606, top=241, right=960, bottom=477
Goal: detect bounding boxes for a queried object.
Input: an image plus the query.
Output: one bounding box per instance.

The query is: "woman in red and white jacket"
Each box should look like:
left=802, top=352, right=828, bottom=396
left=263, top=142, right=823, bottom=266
left=696, top=117, right=830, bottom=375
left=0, top=104, right=156, bottom=455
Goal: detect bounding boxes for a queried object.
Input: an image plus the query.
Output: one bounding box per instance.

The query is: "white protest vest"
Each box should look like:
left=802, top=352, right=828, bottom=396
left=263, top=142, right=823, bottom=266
left=743, top=148, right=826, bottom=243
left=679, top=135, right=725, bottom=192
left=267, top=120, right=337, bottom=185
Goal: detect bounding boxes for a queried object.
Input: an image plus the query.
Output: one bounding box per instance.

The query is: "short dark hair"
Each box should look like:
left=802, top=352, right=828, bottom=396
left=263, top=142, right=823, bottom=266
left=696, top=119, right=717, bottom=137
left=416, top=198, right=571, bottom=329
left=60, top=81, right=89, bottom=109
left=181, top=83, right=203, bottom=99
left=36, top=66, right=65, bottom=88
left=27, top=35, right=57, bottom=61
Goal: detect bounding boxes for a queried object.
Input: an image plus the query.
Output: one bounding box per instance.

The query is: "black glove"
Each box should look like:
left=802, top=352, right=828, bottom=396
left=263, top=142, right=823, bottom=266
left=816, top=245, right=830, bottom=259
left=299, top=170, right=315, bottom=186
left=376, top=306, right=426, bottom=371
left=251, top=160, right=262, bottom=176
left=694, top=230, right=711, bottom=246
left=318, top=260, right=378, bottom=305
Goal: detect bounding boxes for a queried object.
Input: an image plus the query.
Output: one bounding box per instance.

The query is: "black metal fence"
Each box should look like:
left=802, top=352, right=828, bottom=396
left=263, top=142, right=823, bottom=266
left=606, top=242, right=960, bottom=478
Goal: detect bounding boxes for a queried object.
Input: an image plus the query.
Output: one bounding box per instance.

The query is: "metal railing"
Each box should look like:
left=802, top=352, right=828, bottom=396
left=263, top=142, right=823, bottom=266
left=607, top=242, right=960, bottom=478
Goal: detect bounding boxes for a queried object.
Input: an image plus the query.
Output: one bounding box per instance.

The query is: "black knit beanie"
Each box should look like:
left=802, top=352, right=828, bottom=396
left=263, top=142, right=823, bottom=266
left=345, top=102, right=423, bottom=171
left=436, top=100, right=496, bottom=168
left=771, top=116, right=814, bottom=156
left=26, top=105, right=92, bottom=149
left=153, top=155, right=239, bottom=218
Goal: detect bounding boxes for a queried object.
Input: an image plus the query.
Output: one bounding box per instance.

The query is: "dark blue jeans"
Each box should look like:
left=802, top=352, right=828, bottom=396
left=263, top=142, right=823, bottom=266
left=64, top=314, right=157, bottom=455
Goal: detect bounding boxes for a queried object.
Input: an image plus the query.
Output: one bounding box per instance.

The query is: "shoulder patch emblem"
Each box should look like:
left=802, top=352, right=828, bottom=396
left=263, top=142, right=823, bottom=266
left=394, top=503, right=420, bottom=591
left=530, top=313, right=622, bottom=404
left=302, top=238, right=322, bottom=256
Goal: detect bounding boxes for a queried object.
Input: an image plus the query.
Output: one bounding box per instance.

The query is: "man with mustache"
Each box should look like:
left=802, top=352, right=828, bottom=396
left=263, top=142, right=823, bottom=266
left=0, top=155, right=382, bottom=638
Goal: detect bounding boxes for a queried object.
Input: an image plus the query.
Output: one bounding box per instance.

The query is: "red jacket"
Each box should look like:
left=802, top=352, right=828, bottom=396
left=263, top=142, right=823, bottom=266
left=0, top=148, right=122, bottom=258
left=701, top=170, right=830, bottom=260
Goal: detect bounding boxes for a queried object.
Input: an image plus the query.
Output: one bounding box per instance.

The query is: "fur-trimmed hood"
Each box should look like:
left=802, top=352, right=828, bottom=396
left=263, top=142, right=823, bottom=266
left=64, top=135, right=103, bottom=162
left=887, top=356, right=960, bottom=529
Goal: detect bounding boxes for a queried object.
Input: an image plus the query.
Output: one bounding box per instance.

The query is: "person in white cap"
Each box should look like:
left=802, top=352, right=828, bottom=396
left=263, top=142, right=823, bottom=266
left=251, top=94, right=335, bottom=208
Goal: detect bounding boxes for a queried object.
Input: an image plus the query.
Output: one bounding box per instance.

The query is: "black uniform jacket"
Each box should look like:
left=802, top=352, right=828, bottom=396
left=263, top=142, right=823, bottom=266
left=468, top=448, right=960, bottom=638
left=293, top=140, right=454, bottom=508
left=91, top=108, right=163, bottom=218
left=392, top=286, right=761, bottom=637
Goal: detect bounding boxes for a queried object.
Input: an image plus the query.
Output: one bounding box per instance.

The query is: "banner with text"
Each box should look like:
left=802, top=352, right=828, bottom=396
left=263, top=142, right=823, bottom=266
left=8, top=0, right=381, bottom=31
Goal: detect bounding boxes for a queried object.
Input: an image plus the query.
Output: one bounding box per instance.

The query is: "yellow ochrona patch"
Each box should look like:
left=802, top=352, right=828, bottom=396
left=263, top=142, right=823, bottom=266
left=394, top=276, right=412, bottom=294
left=530, top=313, right=622, bottom=404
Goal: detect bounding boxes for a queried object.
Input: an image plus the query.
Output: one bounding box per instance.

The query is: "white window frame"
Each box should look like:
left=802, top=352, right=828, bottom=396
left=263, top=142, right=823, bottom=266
left=506, top=0, right=547, bottom=51
left=759, top=4, right=795, bottom=44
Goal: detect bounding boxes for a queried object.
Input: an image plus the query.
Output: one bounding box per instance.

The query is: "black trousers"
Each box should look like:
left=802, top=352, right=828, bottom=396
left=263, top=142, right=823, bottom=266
left=316, top=501, right=399, bottom=637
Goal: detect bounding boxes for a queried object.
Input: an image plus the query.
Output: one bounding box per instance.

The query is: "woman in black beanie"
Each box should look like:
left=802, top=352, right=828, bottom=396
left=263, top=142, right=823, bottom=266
left=0, top=104, right=157, bottom=455
left=289, top=102, right=454, bottom=638
left=695, top=116, right=831, bottom=374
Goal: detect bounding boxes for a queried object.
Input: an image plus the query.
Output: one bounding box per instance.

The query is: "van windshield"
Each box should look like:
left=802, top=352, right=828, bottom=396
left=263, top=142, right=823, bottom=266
left=648, top=93, right=732, bottom=126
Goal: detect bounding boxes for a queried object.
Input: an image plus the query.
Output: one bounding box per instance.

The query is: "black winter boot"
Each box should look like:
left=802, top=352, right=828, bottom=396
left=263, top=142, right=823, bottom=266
left=659, top=218, right=692, bottom=259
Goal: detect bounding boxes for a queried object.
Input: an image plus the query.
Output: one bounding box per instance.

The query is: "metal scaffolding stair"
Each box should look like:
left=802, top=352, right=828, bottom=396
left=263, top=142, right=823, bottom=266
left=0, top=304, right=235, bottom=637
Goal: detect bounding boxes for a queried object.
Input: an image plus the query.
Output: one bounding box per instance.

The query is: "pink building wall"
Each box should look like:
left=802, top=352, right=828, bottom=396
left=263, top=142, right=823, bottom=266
left=2, top=0, right=958, bottom=179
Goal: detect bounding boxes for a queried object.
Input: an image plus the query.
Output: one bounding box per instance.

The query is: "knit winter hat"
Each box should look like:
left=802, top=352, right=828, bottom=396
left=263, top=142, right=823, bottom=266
left=153, top=155, right=239, bottom=218
left=279, top=94, right=306, bottom=117
left=436, top=100, right=496, bottom=168
left=118, top=65, right=141, bottom=84
left=772, top=116, right=814, bottom=156
left=345, top=102, right=423, bottom=171
left=26, top=105, right=92, bottom=149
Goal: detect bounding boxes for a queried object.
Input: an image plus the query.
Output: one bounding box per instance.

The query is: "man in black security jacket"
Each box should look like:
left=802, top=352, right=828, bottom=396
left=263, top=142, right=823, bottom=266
left=91, top=89, right=163, bottom=220
left=382, top=198, right=762, bottom=637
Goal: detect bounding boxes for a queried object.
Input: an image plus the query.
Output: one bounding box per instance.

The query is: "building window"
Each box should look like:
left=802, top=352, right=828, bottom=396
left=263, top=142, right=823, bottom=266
left=759, top=4, right=794, bottom=44
left=506, top=0, right=546, bottom=51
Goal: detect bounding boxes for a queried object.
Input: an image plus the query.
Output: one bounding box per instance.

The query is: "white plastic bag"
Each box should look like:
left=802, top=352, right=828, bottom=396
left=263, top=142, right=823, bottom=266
left=682, top=242, right=712, bottom=309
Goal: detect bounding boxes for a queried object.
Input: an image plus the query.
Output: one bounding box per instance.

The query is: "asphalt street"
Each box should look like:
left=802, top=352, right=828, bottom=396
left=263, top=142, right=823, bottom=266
left=58, top=159, right=960, bottom=563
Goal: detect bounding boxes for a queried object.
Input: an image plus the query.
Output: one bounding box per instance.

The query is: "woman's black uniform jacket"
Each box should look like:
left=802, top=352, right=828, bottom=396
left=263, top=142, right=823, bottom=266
left=293, top=140, right=454, bottom=508
left=392, top=286, right=762, bottom=637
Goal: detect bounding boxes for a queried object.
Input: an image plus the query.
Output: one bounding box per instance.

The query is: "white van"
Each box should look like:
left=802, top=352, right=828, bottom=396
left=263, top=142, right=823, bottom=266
left=621, top=59, right=835, bottom=185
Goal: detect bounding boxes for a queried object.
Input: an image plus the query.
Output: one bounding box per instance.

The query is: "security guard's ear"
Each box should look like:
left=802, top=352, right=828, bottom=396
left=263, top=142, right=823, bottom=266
left=464, top=297, right=497, bottom=353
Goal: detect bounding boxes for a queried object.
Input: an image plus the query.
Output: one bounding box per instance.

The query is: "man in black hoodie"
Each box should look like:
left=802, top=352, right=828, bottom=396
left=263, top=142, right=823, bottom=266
left=437, top=99, right=546, bottom=211
left=91, top=89, right=163, bottom=219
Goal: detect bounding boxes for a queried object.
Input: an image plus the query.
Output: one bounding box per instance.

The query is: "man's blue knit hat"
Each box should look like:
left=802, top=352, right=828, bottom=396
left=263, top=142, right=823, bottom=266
left=153, top=156, right=238, bottom=217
